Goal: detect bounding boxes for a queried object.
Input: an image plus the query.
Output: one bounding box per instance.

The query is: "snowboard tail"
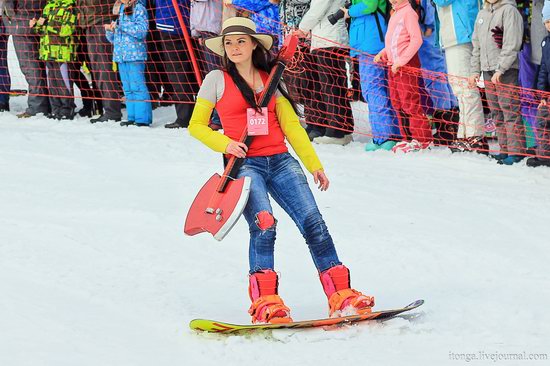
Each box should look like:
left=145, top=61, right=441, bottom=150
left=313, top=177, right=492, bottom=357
left=189, top=299, right=424, bottom=333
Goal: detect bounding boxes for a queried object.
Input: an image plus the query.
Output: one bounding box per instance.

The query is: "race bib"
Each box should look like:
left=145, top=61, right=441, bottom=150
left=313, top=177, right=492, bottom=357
left=247, top=107, right=269, bottom=136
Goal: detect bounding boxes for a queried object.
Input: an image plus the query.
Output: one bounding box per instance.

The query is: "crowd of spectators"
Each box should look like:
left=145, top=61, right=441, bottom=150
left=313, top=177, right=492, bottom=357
left=0, top=0, right=548, bottom=167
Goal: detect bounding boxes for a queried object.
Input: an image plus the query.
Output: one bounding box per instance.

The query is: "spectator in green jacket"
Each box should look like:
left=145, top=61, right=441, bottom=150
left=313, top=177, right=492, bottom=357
left=32, top=0, right=77, bottom=119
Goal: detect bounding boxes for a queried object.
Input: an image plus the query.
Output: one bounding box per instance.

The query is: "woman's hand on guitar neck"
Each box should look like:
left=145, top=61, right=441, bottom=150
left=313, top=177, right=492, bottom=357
left=225, top=140, right=248, bottom=159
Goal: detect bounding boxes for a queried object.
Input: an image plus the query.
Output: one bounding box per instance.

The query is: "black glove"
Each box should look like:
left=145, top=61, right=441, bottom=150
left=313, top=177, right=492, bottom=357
left=491, top=26, right=504, bottom=49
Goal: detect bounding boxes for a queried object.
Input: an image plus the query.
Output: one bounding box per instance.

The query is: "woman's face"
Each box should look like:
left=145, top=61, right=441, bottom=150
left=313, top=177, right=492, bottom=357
left=224, top=35, right=256, bottom=64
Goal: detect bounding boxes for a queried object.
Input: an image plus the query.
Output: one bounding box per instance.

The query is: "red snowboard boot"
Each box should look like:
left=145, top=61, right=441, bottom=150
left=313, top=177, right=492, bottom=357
left=319, top=265, right=375, bottom=317
left=248, top=270, right=293, bottom=324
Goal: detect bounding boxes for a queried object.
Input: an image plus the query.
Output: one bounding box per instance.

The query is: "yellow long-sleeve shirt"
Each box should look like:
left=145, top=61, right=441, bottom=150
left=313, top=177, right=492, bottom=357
left=189, top=95, right=323, bottom=173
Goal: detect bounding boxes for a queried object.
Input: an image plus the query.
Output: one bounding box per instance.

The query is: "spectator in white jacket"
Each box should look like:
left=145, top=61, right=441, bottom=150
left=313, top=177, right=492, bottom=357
left=296, top=0, right=354, bottom=145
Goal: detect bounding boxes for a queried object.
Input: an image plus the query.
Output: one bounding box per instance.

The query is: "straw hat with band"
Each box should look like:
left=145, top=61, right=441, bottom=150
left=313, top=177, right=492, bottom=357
left=204, top=17, right=275, bottom=57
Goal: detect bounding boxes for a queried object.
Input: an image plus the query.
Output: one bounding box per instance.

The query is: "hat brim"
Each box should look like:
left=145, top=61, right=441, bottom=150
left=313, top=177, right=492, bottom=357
left=204, top=32, right=275, bottom=57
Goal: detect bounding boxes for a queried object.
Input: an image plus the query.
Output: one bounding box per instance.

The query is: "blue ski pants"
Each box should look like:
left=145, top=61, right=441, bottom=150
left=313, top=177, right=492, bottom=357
left=119, top=61, right=152, bottom=124
left=358, top=54, right=401, bottom=144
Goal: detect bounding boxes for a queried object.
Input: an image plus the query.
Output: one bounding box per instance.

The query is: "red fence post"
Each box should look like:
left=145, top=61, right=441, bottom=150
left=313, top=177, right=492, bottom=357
left=170, top=0, right=203, bottom=86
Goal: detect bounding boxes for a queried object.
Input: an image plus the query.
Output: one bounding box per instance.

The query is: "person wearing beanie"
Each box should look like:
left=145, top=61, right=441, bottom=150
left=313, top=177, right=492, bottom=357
left=527, top=1, right=550, bottom=167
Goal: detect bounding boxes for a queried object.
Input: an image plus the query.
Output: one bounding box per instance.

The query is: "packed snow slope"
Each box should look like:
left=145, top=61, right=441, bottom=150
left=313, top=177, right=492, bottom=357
left=1, top=97, right=549, bottom=366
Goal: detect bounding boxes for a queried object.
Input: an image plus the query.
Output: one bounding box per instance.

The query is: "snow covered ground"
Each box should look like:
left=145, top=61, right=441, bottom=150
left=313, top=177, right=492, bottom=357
left=1, top=96, right=549, bottom=366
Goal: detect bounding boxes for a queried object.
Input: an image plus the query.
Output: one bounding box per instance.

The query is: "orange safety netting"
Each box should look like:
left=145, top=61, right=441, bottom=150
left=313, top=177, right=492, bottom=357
left=0, top=0, right=548, bottom=160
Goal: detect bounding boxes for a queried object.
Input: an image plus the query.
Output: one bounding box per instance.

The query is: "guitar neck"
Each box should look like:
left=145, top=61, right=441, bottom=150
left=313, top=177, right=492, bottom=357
left=218, top=61, right=288, bottom=192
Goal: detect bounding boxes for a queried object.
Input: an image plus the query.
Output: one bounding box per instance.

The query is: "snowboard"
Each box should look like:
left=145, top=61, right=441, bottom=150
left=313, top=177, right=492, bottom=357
left=189, top=299, right=424, bottom=333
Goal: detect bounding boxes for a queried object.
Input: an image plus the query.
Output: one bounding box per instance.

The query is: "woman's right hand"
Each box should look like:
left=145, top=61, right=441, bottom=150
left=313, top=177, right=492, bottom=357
left=225, top=140, right=248, bottom=159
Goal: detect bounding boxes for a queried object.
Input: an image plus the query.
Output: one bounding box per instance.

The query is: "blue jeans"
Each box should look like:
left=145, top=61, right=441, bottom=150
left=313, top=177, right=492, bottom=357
left=119, top=61, right=152, bottom=124
left=237, top=153, right=341, bottom=274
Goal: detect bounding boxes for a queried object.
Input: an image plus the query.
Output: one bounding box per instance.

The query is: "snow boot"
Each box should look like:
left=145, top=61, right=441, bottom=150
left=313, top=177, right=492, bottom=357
left=450, top=136, right=488, bottom=154
left=365, top=140, right=396, bottom=152
left=526, top=157, right=550, bottom=167
left=491, top=153, right=508, bottom=161
left=379, top=140, right=397, bottom=151
left=319, top=265, right=374, bottom=318
left=392, top=139, right=430, bottom=153
left=248, top=270, right=292, bottom=324
left=364, top=141, right=381, bottom=152
left=306, top=125, right=325, bottom=141
left=498, top=155, right=525, bottom=165
left=432, top=108, right=459, bottom=146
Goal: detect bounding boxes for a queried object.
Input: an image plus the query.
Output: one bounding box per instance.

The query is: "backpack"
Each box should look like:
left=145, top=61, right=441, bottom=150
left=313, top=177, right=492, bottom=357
left=373, top=0, right=392, bottom=43
left=409, top=0, right=425, bottom=24
left=373, top=0, right=426, bottom=43
left=516, top=0, right=531, bottom=43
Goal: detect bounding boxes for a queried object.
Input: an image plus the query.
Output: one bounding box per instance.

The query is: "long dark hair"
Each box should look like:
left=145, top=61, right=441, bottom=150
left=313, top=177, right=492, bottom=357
left=222, top=37, right=302, bottom=117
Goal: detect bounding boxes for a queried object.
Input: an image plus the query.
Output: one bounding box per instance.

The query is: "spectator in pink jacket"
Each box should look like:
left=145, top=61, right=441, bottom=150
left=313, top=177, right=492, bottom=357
left=374, top=0, right=433, bottom=153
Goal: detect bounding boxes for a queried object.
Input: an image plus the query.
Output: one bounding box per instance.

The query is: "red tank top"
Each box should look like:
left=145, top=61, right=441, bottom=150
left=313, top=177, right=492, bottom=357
left=216, top=71, right=288, bottom=157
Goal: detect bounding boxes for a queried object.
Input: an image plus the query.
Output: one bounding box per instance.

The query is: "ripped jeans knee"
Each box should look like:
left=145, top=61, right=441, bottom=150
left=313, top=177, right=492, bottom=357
left=254, top=210, right=277, bottom=232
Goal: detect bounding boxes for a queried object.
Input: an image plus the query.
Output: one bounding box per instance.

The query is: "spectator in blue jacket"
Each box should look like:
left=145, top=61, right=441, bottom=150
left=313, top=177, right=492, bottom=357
left=224, top=0, right=280, bottom=43
left=345, top=0, right=400, bottom=151
left=106, top=0, right=152, bottom=126
left=416, top=0, right=460, bottom=146
left=417, top=0, right=457, bottom=114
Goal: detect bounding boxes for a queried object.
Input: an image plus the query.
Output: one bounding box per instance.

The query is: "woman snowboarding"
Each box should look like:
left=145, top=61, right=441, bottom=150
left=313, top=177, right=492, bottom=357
left=189, top=17, right=374, bottom=324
